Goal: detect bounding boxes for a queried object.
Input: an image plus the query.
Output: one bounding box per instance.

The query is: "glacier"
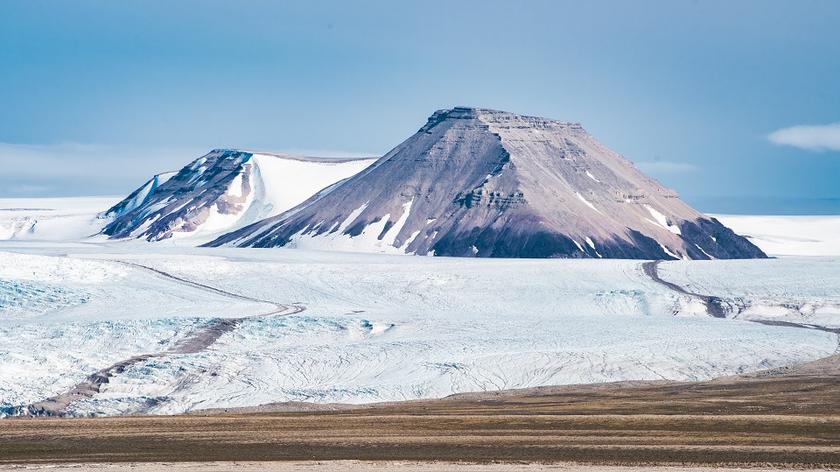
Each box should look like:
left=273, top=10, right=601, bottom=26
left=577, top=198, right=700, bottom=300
left=0, top=240, right=837, bottom=416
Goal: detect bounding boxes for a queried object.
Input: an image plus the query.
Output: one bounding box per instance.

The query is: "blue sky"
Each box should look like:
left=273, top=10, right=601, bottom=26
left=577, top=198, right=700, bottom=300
left=1, top=0, right=839, bottom=213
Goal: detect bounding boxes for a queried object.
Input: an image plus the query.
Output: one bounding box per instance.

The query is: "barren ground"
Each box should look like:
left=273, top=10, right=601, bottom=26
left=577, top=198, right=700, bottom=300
left=0, top=462, right=835, bottom=472
left=2, top=356, right=838, bottom=468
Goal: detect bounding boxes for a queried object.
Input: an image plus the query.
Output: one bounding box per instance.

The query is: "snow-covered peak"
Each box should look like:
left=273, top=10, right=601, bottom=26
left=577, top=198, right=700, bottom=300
left=102, top=149, right=375, bottom=244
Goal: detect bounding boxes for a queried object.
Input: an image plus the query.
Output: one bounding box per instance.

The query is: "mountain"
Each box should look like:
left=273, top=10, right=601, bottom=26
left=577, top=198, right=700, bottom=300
left=102, top=149, right=375, bottom=243
left=207, top=107, right=766, bottom=260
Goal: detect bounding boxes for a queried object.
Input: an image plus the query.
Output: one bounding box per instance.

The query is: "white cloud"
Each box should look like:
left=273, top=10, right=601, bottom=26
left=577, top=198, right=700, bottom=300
left=635, top=161, right=698, bottom=174
left=767, top=122, right=840, bottom=152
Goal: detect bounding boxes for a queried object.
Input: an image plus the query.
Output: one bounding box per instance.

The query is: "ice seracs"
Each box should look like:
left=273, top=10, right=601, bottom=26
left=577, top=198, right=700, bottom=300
left=102, top=149, right=376, bottom=244
left=209, top=107, right=766, bottom=260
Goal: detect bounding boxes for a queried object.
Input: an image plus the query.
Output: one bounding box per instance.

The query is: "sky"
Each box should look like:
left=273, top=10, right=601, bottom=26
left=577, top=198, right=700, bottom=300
left=1, top=0, right=839, bottom=213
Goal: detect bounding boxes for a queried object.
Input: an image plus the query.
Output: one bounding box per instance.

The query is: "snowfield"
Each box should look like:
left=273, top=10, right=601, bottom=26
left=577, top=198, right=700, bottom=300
left=1, top=241, right=838, bottom=416
left=714, top=214, right=840, bottom=256
left=659, top=257, right=840, bottom=329
left=0, top=196, right=118, bottom=241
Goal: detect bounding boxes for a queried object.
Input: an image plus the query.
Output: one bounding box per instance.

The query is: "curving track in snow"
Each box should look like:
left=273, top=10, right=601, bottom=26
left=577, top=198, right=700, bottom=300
left=9, top=261, right=305, bottom=417
left=642, top=261, right=728, bottom=318
left=643, top=260, right=840, bottom=337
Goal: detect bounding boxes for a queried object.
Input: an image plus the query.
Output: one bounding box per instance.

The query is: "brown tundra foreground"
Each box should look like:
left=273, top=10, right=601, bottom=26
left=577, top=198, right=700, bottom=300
left=1, top=355, right=838, bottom=470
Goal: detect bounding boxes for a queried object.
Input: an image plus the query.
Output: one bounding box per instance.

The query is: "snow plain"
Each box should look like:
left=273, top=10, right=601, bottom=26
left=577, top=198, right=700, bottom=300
left=0, top=201, right=838, bottom=416
left=714, top=214, right=840, bottom=256
left=0, top=196, right=118, bottom=241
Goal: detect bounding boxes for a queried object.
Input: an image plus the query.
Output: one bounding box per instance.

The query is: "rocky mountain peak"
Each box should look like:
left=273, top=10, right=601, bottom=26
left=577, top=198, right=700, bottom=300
left=207, top=107, right=765, bottom=260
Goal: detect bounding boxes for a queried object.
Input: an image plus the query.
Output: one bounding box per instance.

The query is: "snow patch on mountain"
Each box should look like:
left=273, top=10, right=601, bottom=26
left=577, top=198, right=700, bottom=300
left=282, top=200, right=416, bottom=254
left=576, top=192, right=603, bottom=215
left=645, top=204, right=681, bottom=235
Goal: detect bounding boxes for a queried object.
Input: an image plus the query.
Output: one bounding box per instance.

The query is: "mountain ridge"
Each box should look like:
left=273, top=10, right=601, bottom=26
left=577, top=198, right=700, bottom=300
left=102, top=149, right=376, bottom=243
